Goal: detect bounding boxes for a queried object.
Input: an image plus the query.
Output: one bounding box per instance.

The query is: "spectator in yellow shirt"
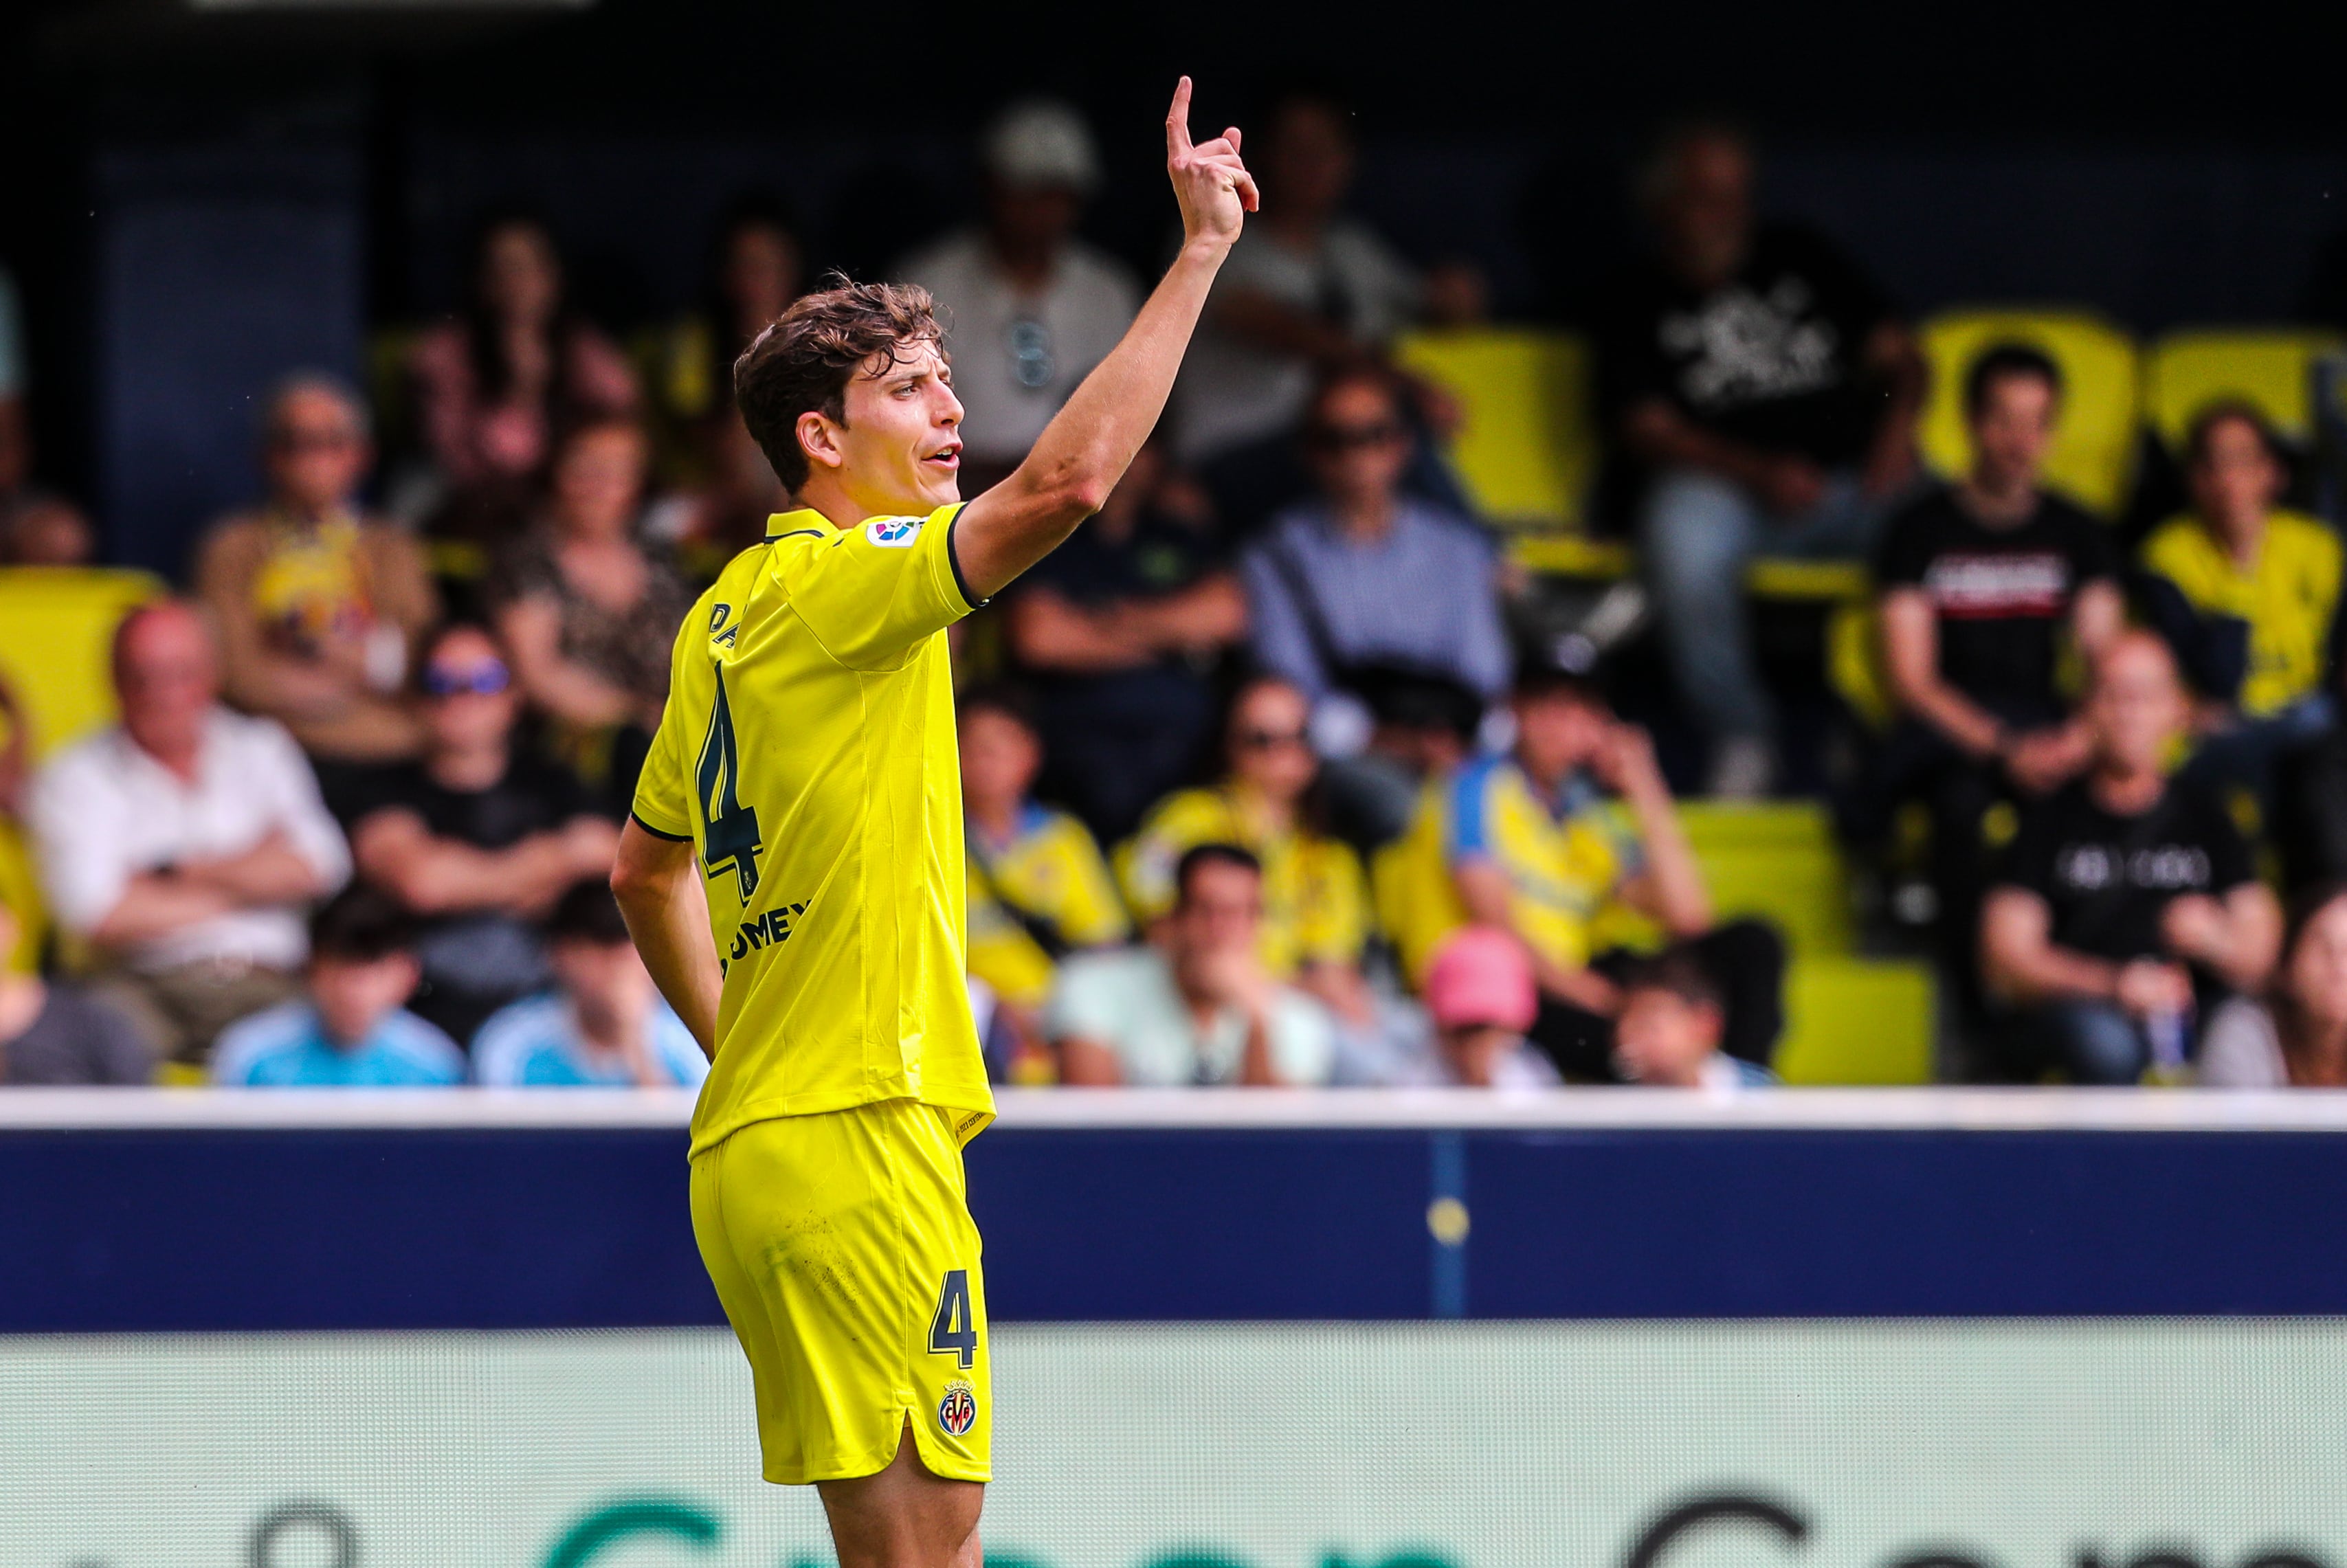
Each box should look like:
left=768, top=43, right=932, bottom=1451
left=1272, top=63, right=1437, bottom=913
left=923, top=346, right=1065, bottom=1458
left=2141, top=403, right=2343, bottom=800
left=1381, top=660, right=1784, bottom=1080
left=1117, top=675, right=1372, bottom=1020
left=958, top=686, right=1128, bottom=1039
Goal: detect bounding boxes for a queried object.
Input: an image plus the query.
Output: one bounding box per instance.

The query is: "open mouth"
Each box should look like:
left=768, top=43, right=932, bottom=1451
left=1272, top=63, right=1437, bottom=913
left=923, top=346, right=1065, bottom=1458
left=923, top=442, right=962, bottom=470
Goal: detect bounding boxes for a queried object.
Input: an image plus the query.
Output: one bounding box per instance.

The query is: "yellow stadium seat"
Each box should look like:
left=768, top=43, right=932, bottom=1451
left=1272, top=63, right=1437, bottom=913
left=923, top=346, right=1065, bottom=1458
left=1392, top=328, right=1596, bottom=532
left=0, top=568, right=164, bottom=761
left=1676, top=800, right=1856, bottom=958
left=1918, top=309, right=2139, bottom=515
left=1773, top=956, right=1935, bottom=1085
left=0, top=817, right=45, bottom=975
left=2142, top=327, right=2346, bottom=454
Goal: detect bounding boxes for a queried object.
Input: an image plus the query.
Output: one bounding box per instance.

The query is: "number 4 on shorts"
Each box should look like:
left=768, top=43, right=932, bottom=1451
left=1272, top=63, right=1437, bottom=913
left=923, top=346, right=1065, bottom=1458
left=928, top=1270, right=977, bottom=1368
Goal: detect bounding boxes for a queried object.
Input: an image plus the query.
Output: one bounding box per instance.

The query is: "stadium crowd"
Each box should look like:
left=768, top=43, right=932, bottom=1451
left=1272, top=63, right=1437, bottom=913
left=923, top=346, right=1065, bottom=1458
left=7, top=95, right=2347, bottom=1093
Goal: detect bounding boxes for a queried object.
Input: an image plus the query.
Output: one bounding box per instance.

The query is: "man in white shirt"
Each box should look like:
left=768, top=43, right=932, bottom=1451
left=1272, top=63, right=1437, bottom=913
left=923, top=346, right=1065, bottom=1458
left=1173, top=90, right=1421, bottom=466
left=30, top=600, right=350, bottom=1064
left=1047, top=842, right=1335, bottom=1087
left=899, top=100, right=1141, bottom=488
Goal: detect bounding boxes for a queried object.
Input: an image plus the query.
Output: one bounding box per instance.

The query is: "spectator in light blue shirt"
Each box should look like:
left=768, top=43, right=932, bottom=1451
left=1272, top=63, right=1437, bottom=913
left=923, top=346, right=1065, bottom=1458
left=212, top=887, right=463, bottom=1087
left=1241, top=367, right=1511, bottom=847
left=471, top=880, right=709, bottom=1088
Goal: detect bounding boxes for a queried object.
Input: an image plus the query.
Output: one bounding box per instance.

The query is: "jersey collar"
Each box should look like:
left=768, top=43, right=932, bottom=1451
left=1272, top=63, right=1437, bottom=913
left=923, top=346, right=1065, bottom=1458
left=764, top=507, right=834, bottom=541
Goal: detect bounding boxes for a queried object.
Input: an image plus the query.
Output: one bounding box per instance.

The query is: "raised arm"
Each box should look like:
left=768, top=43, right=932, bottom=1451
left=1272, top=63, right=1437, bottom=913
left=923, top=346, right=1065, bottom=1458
left=951, top=78, right=1258, bottom=601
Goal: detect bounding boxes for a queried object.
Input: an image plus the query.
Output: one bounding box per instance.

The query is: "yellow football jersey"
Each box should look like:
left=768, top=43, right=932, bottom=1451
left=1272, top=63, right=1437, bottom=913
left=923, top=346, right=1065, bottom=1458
left=2141, top=508, right=2343, bottom=719
left=1114, top=783, right=1368, bottom=977
left=633, top=504, right=995, bottom=1158
left=966, top=804, right=1129, bottom=1010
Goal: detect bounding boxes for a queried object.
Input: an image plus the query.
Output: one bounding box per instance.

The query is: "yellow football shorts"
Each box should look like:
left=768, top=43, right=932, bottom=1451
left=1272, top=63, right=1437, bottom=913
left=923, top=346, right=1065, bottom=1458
left=689, top=1098, right=990, bottom=1486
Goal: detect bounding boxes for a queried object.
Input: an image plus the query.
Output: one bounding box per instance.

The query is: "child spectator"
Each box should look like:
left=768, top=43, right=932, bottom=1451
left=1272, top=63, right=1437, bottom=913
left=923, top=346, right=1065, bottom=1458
left=2141, top=403, right=2343, bottom=798
left=1243, top=366, right=1510, bottom=845
left=1592, top=119, right=1924, bottom=796
left=957, top=686, right=1128, bottom=1038
left=901, top=100, right=1140, bottom=492
left=196, top=374, right=439, bottom=772
left=471, top=880, right=708, bottom=1088
left=2198, top=883, right=2347, bottom=1088
left=1404, top=926, right=1559, bottom=1089
left=491, top=418, right=691, bottom=805
left=212, top=886, right=463, bottom=1087
left=346, top=622, right=619, bottom=1046
left=1612, top=949, right=1776, bottom=1090
left=1049, top=843, right=1335, bottom=1087
left=31, top=601, right=351, bottom=1066
left=1384, top=659, right=1784, bottom=1082
left=1117, top=676, right=1372, bottom=1016
left=1005, top=438, right=1247, bottom=840
left=1981, top=631, right=2282, bottom=1083
left=408, top=213, right=638, bottom=531
left=0, top=888, right=153, bottom=1085
left=1850, top=344, right=2122, bottom=967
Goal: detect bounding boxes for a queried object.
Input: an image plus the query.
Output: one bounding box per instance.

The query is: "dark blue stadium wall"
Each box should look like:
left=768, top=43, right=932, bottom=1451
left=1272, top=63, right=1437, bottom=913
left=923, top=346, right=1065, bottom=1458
left=7, top=1117, right=2347, bottom=1330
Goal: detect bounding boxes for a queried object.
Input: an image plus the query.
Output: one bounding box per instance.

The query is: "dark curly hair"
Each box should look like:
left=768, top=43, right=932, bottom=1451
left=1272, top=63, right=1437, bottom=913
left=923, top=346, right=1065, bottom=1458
left=732, top=277, right=944, bottom=493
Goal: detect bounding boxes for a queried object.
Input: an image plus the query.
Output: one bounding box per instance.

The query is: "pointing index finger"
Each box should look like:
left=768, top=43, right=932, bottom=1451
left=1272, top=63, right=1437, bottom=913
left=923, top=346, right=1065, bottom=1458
left=1166, top=76, right=1194, bottom=157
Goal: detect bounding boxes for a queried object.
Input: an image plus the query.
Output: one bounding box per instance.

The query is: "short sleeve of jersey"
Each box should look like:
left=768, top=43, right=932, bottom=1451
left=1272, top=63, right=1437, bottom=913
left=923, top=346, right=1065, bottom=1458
left=630, top=595, right=715, bottom=842
left=783, top=503, right=983, bottom=671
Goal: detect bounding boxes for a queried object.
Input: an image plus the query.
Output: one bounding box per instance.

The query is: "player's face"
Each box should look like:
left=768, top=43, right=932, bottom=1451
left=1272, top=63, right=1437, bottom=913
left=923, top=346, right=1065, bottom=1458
left=830, top=339, right=964, bottom=516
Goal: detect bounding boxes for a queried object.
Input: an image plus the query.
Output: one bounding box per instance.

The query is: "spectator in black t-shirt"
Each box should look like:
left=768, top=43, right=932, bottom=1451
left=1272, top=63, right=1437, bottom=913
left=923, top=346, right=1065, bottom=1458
left=1982, top=631, right=2280, bottom=1084
left=346, top=623, right=620, bottom=1044
left=1592, top=120, right=1925, bottom=796
left=1005, top=439, right=1248, bottom=840
left=1847, top=344, right=2124, bottom=968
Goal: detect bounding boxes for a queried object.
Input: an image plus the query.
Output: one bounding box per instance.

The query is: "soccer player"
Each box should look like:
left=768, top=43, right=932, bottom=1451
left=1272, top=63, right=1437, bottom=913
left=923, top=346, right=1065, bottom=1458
left=608, top=81, right=1254, bottom=1568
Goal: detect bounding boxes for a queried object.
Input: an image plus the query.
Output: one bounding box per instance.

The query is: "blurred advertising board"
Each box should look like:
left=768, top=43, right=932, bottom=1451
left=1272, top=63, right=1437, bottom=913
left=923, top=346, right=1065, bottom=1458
left=8, top=1320, right=2343, bottom=1567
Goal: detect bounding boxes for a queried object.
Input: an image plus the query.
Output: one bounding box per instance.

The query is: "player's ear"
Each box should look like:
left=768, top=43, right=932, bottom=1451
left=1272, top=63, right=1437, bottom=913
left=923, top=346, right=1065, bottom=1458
left=797, top=410, right=845, bottom=473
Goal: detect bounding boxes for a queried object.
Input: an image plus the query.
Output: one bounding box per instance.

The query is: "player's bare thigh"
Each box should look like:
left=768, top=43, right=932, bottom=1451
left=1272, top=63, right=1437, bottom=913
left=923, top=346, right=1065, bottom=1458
left=816, top=1420, right=983, bottom=1568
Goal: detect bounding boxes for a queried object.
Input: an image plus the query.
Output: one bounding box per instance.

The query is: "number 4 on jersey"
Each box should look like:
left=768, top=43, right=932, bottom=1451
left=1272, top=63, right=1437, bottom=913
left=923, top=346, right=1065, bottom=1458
left=928, top=1270, right=977, bottom=1368
left=696, top=667, right=762, bottom=901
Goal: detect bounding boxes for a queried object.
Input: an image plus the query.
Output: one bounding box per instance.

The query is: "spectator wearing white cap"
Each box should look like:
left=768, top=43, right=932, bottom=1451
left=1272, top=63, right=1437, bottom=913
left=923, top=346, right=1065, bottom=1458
left=899, top=100, right=1142, bottom=490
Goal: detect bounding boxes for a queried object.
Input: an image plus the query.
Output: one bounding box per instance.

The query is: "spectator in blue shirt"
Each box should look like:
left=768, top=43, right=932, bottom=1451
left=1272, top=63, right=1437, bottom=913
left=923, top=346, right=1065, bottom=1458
left=212, top=887, right=464, bottom=1087
left=1241, top=367, right=1511, bottom=845
left=471, top=880, right=709, bottom=1087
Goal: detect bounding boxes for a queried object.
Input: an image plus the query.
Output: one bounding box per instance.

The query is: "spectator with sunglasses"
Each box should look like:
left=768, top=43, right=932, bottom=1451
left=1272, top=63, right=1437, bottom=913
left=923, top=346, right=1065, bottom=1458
left=1117, top=675, right=1374, bottom=1025
left=1242, top=367, right=1509, bottom=846
left=195, top=374, right=439, bottom=781
left=344, top=622, right=619, bottom=1046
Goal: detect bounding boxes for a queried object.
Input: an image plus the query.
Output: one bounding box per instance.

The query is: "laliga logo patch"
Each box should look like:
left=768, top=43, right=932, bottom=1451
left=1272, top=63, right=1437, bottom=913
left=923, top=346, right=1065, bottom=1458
left=865, top=516, right=922, bottom=548
left=937, top=1379, right=978, bottom=1437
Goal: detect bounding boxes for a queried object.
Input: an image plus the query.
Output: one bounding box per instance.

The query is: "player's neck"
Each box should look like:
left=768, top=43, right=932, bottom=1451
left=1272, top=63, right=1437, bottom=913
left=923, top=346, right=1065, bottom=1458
left=795, top=473, right=926, bottom=533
